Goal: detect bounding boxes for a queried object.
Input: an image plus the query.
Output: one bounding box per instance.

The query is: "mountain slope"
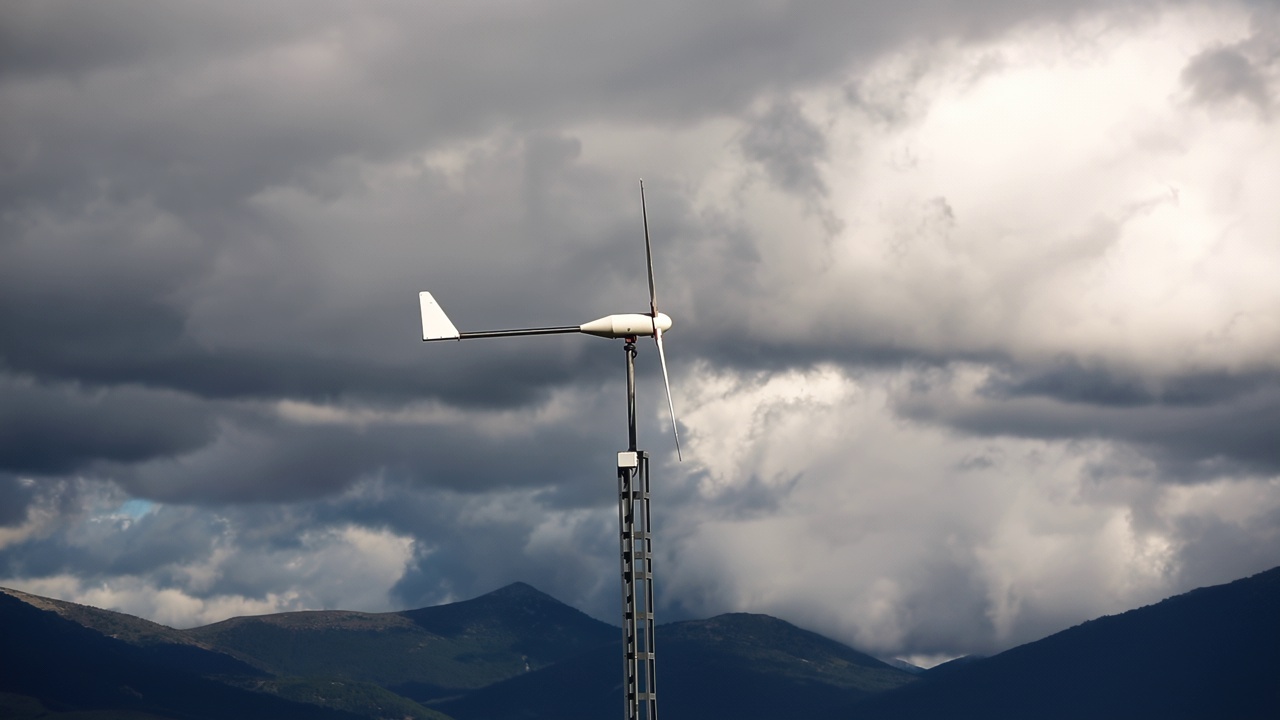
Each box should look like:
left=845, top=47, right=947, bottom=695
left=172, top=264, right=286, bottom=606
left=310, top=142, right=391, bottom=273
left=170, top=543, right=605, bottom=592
left=3, top=587, right=202, bottom=647
left=852, top=566, right=1280, bottom=719
left=7, top=568, right=1276, bottom=720
left=184, top=581, right=616, bottom=700
left=401, top=581, right=617, bottom=661
left=1, top=586, right=266, bottom=680
left=0, top=590, right=365, bottom=720
left=436, top=612, right=917, bottom=720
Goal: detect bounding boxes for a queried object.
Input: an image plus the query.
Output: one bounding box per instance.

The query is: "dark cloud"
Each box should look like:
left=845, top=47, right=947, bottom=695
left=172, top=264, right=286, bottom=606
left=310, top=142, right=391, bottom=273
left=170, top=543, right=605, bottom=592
left=900, top=364, right=1280, bottom=480
left=0, top=3, right=332, bottom=80
left=1171, top=505, right=1280, bottom=589
left=1, top=0, right=1137, bottom=215
left=1180, top=3, right=1280, bottom=116
left=0, top=133, right=638, bottom=405
left=890, top=560, right=996, bottom=656
left=0, top=503, right=221, bottom=581
left=0, top=475, right=35, bottom=526
left=742, top=99, right=829, bottom=196
left=1182, top=45, right=1273, bottom=113
left=0, top=375, right=214, bottom=475
left=985, top=362, right=1275, bottom=407
left=0, top=0, right=1159, bottom=411
left=2, top=0, right=1278, bottom=662
left=89, top=372, right=669, bottom=506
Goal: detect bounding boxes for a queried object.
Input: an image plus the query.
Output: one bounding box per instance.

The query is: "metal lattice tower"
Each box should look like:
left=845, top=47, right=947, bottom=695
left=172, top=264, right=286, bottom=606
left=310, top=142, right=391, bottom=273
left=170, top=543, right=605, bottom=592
left=617, top=338, right=658, bottom=720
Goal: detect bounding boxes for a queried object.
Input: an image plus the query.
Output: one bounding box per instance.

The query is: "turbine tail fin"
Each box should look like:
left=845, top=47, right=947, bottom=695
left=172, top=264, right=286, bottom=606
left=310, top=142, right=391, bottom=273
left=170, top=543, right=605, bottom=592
left=419, top=292, right=461, bottom=341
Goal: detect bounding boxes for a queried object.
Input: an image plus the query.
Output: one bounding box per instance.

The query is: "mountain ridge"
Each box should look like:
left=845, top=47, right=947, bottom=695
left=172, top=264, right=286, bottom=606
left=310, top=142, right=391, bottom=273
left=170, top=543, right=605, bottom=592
left=0, top=590, right=369, bottom=720
left=178, top=580, right=617, bottom=700
left=0, top=586, right=207, bottom=647
left=431, top=610, right=919, bottom=720
left=850, top=565, right=1280, bottom=719
left=3, top=568, right=1278, bottom=720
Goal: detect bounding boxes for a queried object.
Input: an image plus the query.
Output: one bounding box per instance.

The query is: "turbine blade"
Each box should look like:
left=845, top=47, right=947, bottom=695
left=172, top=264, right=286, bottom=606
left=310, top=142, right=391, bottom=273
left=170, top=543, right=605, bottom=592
left=641, top=180, right=658, bottom=319
left=654, top=327, right=683, bottom=461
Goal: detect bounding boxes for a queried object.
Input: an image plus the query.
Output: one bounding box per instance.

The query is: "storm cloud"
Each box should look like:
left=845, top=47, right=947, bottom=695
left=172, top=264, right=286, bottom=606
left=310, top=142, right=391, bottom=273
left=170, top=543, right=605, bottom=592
left=3, top=0, right=1279, bottom=664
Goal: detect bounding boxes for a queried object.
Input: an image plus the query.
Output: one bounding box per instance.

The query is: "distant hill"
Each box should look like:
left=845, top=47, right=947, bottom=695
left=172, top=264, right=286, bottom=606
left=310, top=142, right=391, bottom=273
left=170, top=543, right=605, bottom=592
left=186, top=581, right=616, bottom=701
left=883, top=657, right=926, bottom=674
left=0, top=590, right=364, bottom=720
left=918, top=653, right=984, bottom=678
left=851, top=566, right=1280, bottom=719
left=3, top=587, right=205, bottom=647
left=3, top=567, right=1278, bottom=720
left=435, top=612, right=917, bottom=720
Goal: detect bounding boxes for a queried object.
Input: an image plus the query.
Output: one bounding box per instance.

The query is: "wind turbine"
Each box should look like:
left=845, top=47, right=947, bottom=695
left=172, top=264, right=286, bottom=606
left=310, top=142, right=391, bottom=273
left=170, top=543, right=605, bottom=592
left=418, top=181, right=678, bottom=720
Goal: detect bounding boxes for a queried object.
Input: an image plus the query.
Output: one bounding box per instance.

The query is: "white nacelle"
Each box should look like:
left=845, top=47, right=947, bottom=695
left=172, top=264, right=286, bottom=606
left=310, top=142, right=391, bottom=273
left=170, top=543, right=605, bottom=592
left=580, top=312, right=672, bottom=339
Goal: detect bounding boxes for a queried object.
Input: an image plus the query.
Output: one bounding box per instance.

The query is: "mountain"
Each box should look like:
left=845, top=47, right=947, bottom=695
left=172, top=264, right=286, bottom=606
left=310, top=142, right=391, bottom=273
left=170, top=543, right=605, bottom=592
left=0, top=589, right=365, bottom=720
left=185, top=581, right=616, bottom=702
left=4, top=586, right=206, bottom=647
left=0, top=582, right=915, bottom=720
left=4, top=568, right=1278, bottom=720
left=850, top=566, right=1280, bottom=719
left=918, top=653, right=984, bottom=678
left=435, top=612, right=918, bottom=720
left=883, top=657, right=926, bottom=674
left=1, top=581, right=616, bottom=719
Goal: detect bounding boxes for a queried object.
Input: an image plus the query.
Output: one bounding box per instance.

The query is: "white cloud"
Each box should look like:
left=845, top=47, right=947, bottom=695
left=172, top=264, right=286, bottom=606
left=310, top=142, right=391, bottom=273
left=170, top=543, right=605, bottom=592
left=3, top=521, right=415, bottom=628
left=664, top=3, right=1280, bottom=379
left=4, top=0, right=1279, bottom=663
left=661, top=362, right=1277, bottom=655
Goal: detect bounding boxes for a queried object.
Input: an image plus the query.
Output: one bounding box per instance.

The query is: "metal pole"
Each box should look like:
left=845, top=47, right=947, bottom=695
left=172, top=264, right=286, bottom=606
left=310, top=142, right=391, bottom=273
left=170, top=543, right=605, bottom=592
left=626, top=339, right=638, bottom=451
left=618, top=337, right=657, bottom=720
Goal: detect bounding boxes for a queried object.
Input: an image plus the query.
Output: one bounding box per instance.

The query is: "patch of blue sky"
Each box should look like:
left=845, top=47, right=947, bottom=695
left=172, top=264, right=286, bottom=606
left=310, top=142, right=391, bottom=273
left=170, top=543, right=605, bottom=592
left=118, top=499, right=157, bottom=519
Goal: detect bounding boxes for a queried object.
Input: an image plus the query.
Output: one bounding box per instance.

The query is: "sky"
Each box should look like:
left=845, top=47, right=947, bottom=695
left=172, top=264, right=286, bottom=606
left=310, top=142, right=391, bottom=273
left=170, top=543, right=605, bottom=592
left=2, top=0, right=1278, bottom=666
